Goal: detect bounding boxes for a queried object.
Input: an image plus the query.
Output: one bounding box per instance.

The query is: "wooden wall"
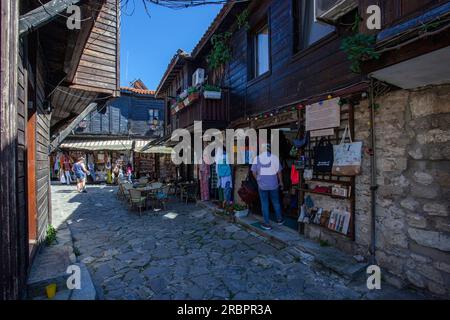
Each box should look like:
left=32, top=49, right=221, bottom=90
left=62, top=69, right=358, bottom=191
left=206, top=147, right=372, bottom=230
left=222, top=0, right=362, bottom=121
left=75, top=93, right=165, bottom=137
left=71, top=0, right=120, bottom=96
left=359, top=0, right=446, bottom=30
left=0, top=0, right=27, bottom=300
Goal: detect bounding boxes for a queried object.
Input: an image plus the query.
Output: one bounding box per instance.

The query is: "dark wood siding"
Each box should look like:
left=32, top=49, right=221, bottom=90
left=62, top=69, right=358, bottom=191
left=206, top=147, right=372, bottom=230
left=223, top=0, right=362, bottom=120
left=72, top=0, right=120, bottom=96
left=75, top=93, right=165, bottom=137
left=359, top=0, right=446, bottom=30
left=1, top=0, right=27, bottom=300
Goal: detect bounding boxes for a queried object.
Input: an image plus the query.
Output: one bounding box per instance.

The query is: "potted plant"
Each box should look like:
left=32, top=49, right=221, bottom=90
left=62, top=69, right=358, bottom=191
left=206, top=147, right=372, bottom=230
left=203, top=84, right=222, bottom=100
left=232, top=204, right=249, bottom=218
left=184, top=86, right=200, bottom=106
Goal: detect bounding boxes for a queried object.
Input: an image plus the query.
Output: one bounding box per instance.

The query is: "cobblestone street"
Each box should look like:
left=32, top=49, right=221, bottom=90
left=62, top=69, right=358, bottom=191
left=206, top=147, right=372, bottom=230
left=51, top=185, right=427, bottom=300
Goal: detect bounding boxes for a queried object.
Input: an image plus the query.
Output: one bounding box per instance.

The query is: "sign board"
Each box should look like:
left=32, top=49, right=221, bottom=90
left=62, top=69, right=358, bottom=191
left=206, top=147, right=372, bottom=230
left=306, top=98, right=340, bottom=131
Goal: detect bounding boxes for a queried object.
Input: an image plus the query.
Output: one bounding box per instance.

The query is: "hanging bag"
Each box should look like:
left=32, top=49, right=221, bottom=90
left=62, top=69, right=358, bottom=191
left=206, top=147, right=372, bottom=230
left=290, top=164, right=300, bottom=185
left=313, top=138, right=334, bottom=173
left=332, top=125, right=362, bottom=176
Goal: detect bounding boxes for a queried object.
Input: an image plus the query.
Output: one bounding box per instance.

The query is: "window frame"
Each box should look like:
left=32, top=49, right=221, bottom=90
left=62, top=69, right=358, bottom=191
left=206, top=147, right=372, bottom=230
left=248, top=14, right=271, bottom=83
left=292, top=0, right=336, bottom=54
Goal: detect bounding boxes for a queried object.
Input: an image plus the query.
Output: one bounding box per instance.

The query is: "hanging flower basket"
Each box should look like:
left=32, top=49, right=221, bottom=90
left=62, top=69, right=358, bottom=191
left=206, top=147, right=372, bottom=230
left=184, top=92, right=200, bottom=107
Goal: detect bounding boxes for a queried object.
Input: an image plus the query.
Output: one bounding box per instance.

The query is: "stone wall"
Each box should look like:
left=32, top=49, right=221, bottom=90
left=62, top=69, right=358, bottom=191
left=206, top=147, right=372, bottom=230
left=353, top=85, right=450, bottom=296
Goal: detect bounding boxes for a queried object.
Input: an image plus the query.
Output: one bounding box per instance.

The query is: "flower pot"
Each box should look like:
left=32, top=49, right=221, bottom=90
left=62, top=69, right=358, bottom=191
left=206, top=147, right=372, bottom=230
left=203, top=90, right=222, bottom=100
left=234, top=209, right=249, bottom=218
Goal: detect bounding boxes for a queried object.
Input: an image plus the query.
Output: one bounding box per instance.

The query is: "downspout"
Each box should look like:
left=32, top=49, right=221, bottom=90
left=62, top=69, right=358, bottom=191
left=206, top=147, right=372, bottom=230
left=368, top=77, right=378, bottom=265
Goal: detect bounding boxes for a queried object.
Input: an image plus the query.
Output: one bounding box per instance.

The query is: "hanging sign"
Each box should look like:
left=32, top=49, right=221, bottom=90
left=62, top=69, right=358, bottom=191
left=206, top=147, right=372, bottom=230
left=306, top=98, right=340, bottom=132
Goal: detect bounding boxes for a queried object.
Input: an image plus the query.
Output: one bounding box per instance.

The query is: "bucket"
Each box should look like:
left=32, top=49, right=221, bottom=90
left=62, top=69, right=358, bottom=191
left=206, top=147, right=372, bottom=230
left=46, top=283, right=57, bottom=299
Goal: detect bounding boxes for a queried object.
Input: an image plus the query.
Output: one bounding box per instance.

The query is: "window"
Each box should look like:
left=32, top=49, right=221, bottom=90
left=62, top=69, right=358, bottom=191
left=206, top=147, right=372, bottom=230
left=252, top=24, right=270, bottom=78
left=293, top=0, right=335, bottom=52
left=149, top=109, right=159, bottom=125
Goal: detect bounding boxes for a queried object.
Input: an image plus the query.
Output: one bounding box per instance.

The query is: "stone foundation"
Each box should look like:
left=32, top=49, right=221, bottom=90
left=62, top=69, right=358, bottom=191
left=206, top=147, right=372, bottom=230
left=308, top=84, right=450, bottom=297
left=302, top=85, right=450, bottom=297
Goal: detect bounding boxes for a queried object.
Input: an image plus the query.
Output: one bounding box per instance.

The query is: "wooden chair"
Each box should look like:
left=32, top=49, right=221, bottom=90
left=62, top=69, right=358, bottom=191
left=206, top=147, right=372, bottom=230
left=181, top=184, right=198, bottom=204
left=154, top=185, right=171, bottom=210
left=117, top=183, right=125, bottom=200
left=123, top=184, right=133, bottom=203
left=129, top=189, right=146, bottom=216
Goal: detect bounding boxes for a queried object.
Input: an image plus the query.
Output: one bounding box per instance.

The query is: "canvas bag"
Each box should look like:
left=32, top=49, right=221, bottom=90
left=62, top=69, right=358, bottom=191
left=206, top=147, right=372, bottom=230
left=313, top=138, right=334, bottom=173
left=332, top=125, right=362, bottom=176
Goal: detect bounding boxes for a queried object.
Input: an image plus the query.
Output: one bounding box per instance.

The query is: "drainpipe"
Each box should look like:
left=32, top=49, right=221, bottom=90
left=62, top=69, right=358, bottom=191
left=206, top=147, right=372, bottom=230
left=369, top=77, right=378, bottom=265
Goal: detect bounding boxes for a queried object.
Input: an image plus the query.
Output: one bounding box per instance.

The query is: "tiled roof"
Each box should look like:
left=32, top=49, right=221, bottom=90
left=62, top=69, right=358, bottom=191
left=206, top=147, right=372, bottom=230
left=121, top=87, right=156, bottom=95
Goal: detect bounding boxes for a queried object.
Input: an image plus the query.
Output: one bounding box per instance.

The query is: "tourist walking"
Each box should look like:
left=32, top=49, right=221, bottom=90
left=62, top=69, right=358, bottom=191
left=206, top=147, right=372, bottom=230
left=72, top=157, right=89, bottom=193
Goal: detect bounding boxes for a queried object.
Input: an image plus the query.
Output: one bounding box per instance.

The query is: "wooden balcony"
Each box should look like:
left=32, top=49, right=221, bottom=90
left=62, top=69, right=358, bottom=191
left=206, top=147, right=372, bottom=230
left=171, top=89, right=230, bottom=132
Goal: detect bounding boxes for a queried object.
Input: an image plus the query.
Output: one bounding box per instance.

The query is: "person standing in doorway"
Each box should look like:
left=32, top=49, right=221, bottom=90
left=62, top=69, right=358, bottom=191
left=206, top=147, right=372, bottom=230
left=251, top=144, right=285, bottom=230
left=73, top=157, right=89, bottom=193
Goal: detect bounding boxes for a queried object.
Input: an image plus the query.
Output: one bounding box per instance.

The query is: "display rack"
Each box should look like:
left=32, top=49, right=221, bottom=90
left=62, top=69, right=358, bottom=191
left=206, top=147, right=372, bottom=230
left=298, top=103, right=356, bottom=240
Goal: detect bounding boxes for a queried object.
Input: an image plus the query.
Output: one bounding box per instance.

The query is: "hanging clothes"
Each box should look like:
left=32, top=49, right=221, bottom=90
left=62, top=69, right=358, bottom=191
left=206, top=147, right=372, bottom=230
left=216, top=151, right=233, bottom=203
left=199, top=162, right=210, bottom=201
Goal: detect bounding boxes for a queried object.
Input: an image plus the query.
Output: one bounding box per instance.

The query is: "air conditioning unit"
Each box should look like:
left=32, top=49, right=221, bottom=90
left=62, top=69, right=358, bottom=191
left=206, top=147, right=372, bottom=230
left=315, top=0, right=358, bottom=24
left=192, top=68, right=205, bottom=87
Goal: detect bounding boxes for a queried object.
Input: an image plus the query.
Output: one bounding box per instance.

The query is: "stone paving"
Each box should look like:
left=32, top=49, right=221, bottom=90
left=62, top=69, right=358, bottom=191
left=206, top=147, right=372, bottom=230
left=51, top=184, right=428, bottom=300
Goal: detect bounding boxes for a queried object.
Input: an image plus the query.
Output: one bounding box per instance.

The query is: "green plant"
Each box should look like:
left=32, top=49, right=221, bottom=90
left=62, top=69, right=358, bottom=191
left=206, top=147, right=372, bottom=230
left=203, top=84, right=221, bottom=92
left=237, top=9, right=250, bottom=31
left=187, top=86, right=199, bottom=95
left=319, top=239, right=330, bottom=247
left=45, top=225, right=57, bottom=246
left=341, top=34, right=380, bottom=73
left=207, top=32, right=233, bottom=70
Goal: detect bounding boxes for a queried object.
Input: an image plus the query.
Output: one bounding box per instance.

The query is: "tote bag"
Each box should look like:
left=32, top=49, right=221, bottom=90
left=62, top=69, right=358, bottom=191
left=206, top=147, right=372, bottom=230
left=313, top=138, right=334, bottom=173
left=332, top=125, right=362, bottom=176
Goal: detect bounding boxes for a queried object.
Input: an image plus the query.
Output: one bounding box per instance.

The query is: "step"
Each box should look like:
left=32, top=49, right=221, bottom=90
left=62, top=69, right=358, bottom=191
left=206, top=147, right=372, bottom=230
left=235, top=213, right=368, bottom=280
left=27, top=223, right=97, bottom=300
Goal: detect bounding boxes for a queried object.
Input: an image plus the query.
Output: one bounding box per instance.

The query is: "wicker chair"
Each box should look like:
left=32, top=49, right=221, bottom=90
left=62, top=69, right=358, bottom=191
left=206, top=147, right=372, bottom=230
left=123, top=184, right=133, bottom=203
left=181, top=184, right=198, bottom=204
left=129, top=189, right=146, bottom=216
left=154, top=185, right=171, bottom=210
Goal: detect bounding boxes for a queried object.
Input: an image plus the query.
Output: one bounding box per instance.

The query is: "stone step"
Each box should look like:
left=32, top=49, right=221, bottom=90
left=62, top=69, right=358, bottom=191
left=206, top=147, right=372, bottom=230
left=27, top=223, right=97, bottom=300
left=234, top=213, right=368, bottom=281
left=30, top=263, right=97, bottom=300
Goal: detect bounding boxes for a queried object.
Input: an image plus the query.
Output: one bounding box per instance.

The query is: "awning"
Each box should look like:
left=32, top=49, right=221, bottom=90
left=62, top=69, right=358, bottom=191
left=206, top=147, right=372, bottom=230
left=135, top=140, right=173, bottom=154
left=60, top=139, right=133, bottom=151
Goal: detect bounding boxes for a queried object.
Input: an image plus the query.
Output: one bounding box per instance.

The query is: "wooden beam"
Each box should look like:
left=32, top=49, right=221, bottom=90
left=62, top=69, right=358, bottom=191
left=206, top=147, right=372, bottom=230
left=19, top=0, right=82, bottom=36
left=49, top=102, right=97, bottom=153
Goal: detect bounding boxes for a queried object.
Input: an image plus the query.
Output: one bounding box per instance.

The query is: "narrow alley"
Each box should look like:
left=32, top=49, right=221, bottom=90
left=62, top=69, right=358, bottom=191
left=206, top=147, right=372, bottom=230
left=47, top=185, right=428, bottom=300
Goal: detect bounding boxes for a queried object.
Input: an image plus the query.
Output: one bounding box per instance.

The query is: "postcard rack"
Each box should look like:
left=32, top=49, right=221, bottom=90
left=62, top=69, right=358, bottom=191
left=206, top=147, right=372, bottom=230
left=297, top=103, right=356, bottom=241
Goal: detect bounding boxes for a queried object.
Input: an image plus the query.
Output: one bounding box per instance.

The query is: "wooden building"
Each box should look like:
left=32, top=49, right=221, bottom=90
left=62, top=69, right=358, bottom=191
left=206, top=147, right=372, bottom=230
left=56, top=81, right=170, bottom=182
left=0, top=0, right=120, bottom=299
left=157, top=0, right=450, bottom=296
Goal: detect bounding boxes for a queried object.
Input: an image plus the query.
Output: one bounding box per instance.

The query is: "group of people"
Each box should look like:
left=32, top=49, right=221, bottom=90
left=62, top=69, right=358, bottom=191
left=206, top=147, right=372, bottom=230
left=198, top=145, right=285, bottom=231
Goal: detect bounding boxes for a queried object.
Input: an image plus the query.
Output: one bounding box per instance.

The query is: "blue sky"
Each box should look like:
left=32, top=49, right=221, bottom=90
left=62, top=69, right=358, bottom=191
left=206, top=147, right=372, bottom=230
left=120, top=2, right=222, bottom=90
